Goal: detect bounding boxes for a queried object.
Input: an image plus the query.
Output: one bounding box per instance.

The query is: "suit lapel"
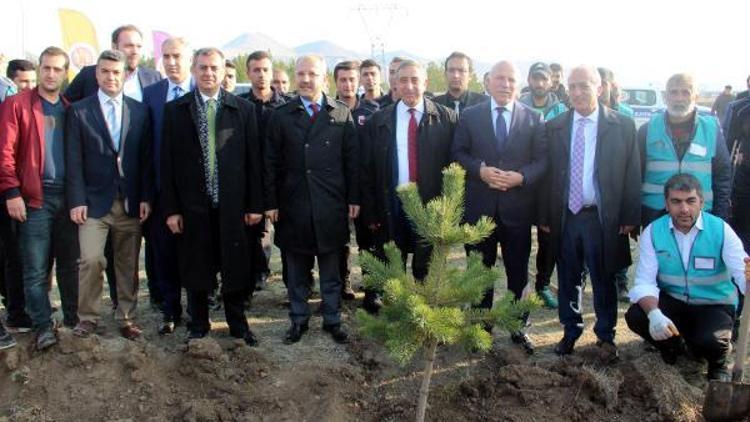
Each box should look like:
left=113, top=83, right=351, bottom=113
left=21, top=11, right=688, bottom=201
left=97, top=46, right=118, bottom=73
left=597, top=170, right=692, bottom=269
left=293, top=97, right=312, bottom=135
left=120, top=98, right=131, bottom=152
left=506, top=101, right=522, bottom=149
left=90, top=97, right=116, bottom=151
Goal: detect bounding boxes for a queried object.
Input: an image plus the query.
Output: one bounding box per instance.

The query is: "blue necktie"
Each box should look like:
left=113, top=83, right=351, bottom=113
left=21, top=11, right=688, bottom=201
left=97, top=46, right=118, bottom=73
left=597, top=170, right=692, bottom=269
left=106, top=98, right=121, bottom=151
left=171, top=85, right=183, bottom=102
left=495, top=106, right=507, bottom=150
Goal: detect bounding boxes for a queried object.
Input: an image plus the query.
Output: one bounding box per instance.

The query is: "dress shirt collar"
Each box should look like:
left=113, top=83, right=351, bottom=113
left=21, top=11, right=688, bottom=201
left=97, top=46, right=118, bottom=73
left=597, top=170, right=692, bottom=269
left=668, top=211, right=704, bottom=233
left=168, top=77, right=192, bottom=96
left=199, top=89, right=220, bottom=103
left=396, top=98, right=425, bottom=116
left=97, top=89, right=124, bottom=106
left=490, top=96, right=514, bottom=114
left=573, top=106, right=599, bottom=125
left=300, top=94, right=324, bottom=112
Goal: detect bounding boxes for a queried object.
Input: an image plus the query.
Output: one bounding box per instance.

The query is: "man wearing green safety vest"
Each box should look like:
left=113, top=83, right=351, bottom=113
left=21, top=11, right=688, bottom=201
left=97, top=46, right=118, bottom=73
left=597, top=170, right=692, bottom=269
left=520, top=62, right=567, bottom=309
left=639, top=73, right=732, bottom=226
left=625, top=173, right=749, bottom=381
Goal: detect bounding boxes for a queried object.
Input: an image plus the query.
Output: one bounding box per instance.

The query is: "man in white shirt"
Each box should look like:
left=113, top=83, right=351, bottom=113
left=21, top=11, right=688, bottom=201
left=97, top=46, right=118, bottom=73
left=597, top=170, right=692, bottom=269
left=625, top=173, right=750, bottom=381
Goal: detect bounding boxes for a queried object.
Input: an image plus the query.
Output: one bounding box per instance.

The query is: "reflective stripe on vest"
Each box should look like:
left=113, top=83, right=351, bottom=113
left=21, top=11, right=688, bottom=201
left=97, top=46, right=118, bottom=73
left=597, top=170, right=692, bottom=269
left=651, top=212, right=736, bottom=306
left=641, top=111, right=718, bottom=211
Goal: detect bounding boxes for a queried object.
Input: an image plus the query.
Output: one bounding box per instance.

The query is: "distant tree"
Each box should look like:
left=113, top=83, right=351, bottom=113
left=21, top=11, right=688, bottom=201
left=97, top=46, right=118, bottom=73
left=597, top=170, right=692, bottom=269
left=357, top=163, right=538, bottom=422
left=426, top=61, right=485, bottom=95
left=138, top=56, right=156, bottom=70
left=232, top=54, right=248, bottom=83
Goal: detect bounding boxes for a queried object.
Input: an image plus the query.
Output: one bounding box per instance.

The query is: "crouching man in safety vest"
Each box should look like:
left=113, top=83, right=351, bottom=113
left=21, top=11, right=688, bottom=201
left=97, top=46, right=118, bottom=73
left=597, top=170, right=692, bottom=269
left=625, top=173, right=750, bottom=381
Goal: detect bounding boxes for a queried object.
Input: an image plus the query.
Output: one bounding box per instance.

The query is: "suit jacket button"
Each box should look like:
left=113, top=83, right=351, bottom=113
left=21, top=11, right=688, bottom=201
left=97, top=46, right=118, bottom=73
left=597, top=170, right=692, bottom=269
left=305, top=143, right=309, bottom=148
left=306, top=169, right=311, bottom=174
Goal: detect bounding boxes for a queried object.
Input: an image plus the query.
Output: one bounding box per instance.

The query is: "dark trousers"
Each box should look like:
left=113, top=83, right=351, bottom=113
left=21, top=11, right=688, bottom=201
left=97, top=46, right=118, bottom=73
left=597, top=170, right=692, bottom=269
left=340, top=216, right=376, bottom=284
left=286, top=250, right=341, bottom=326
left=466, top=218, right=531, bottom=323
left=249, top=221, right=270, bottom=277
left=625, top=292, right=734, bottom=370
left=731, top=196, right=750, bottom=253
left=148, top=196, right=182, bottom=321
left=18, top=188, right=79, bottom=330
left=535, top=228, right=555, bottom=291
left=0, top=204, right=28, bottom=325
left=104, top=237, right=118, bottom=308
left=557, top=208, right=617, bottom=342
left=186, top=289, right=250, bottom=337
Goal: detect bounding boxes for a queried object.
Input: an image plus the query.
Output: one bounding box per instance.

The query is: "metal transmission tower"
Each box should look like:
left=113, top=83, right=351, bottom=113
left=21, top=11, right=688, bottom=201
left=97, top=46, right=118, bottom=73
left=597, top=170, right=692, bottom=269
left=353, top=3, right=405, bottom=73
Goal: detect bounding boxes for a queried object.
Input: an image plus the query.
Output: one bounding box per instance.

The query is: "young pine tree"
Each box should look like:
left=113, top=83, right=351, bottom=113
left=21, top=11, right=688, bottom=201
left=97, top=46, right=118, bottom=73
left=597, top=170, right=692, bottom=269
left=357, top=163, right=538, bottom=422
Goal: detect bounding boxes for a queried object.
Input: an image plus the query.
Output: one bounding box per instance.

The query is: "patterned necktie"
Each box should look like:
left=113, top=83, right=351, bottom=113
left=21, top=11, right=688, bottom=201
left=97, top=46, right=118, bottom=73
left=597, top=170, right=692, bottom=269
left=309, top=102, right=320, bottom=122
left=206, top=99, right=217, bottom=177
left=568, top=117, right=589, bottom=214
left=408, top=108, right=419, bottom=182
left=107, top=97, right=121, bottom=151
left=495, top=106, right=507, bottom=150
left=171, top=85, right=183, bottom=102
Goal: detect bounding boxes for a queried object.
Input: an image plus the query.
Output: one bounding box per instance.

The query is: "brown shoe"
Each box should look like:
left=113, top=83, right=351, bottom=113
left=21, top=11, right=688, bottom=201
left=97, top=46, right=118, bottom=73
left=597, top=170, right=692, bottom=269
left=73, top=320, right=97, bottom=337
left=120, top=324, right=142, bottom=340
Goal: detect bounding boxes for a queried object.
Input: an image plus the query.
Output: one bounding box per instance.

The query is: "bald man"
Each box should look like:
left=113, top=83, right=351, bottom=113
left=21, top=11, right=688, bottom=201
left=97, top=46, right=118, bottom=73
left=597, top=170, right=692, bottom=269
left=538, top=66, right=640, bottom=359
left=451, top=60, right=547, bottom=354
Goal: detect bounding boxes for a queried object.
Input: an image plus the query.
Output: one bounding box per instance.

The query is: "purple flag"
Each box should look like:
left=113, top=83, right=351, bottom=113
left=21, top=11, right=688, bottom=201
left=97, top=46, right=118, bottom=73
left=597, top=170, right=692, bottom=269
left=152, top=30, right=171, bottom=74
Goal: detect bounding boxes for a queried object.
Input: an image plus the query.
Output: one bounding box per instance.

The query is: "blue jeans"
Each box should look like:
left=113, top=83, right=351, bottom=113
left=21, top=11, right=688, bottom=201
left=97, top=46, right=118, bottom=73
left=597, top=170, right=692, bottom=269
left=19, top=188, right=79, bottom=331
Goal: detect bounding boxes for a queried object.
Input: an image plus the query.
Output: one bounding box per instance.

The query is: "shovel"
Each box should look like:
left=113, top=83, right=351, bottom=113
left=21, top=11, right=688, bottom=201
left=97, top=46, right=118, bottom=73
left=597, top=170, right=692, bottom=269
left=703, top=290, right=750, bottom=421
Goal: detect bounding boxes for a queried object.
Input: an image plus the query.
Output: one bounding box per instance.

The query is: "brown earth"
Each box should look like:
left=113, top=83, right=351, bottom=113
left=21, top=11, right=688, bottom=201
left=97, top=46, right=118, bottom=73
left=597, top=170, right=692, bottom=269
left=0, top=234, right=739, bottom=421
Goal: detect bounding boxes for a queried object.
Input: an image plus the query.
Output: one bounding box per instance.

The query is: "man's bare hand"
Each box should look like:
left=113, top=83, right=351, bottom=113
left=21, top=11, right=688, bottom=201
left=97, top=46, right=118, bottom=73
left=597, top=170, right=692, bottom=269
left=70, top=206, right=87, bottom=225
left=349, top=205, right=360, bottom=219
left=265, top=209, right=279, bottom=223
left=244, top=213, right=263, bottom=226
left=139, top=202, right=151, bottom=223
left=497, top=170, right=524, bottom=189
left=166, top=214, right=183, bottom=234
left=6, top=197, right=26, bottom=222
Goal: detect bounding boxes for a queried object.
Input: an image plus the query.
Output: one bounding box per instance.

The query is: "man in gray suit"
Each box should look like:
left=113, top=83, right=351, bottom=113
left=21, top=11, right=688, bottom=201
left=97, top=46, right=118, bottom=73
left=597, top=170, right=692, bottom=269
left=539, top=66, right=640, bottom=360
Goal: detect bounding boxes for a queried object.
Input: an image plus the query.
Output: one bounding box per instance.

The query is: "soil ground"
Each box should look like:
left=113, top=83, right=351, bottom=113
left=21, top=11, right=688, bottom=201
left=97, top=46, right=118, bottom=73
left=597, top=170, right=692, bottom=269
left=0, top=231, right=741, bottom=421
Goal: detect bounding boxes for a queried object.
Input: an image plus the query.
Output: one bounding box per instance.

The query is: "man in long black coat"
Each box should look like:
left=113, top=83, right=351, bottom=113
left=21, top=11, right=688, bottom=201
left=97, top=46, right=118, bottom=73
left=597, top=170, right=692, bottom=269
left=160, top=48, right=263, bottom=345
left=265, top=54, right=359, bottom=345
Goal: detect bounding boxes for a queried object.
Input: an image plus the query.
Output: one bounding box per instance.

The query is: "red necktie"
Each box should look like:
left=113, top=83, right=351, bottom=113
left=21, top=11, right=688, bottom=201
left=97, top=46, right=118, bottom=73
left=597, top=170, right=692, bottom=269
left=309, top=103, right=320, bottom=122
left=408, top=108, right=418, bottom=182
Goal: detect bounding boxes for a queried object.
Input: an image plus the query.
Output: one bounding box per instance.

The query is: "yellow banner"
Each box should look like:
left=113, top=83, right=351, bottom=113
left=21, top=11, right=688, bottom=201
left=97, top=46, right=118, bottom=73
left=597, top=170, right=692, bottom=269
left=58, top=9, right=99, bottom=80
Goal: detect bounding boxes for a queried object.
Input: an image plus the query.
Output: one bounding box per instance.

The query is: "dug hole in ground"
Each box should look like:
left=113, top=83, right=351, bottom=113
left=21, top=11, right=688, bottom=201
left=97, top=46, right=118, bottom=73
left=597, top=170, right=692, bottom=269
left=0, top=233, right=728, bottom=421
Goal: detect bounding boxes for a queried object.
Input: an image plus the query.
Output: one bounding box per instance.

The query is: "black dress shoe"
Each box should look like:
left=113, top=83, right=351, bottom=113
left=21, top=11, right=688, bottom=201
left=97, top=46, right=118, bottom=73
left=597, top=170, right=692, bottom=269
left=510, top=332, right=534, bottom=355
left=243, top=330, right=259, bottom=347
left=595, top=339, right=619, bottom=362
left=554, top=335, right=577, bottom=356
left=323, top=324, right=349, bottom=344
left=186, top=331, right=207, bottom=343
left=284, top=322, right=309, bottom=344
left=158, top=321, right=175, bottom=336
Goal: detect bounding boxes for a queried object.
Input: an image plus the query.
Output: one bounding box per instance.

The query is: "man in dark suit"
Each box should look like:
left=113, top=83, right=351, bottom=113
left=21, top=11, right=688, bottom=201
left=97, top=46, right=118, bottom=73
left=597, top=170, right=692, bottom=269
left=451, top=60, right=547, bottom=354
left=65, top=25, right=161, bottom=103
left=433, top=52, right=488, bottom=116
left=538, top=66, right=640, bottom=359
left=265, top=54, right=359, bottom=344
left=64, top=24, right=162, bottom=311
left=161, top=47, right=263, bottom=345
left=360, top=59, right=457, bottom=312
left=66, top=50, right=153, bottom=340
left=142, top=37, right=193, bottom=335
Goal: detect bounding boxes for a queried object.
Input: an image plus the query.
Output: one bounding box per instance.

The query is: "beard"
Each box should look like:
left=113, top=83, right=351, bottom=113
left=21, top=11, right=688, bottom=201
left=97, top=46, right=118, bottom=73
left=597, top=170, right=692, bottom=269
left=667, top=104, right=694, bottom=118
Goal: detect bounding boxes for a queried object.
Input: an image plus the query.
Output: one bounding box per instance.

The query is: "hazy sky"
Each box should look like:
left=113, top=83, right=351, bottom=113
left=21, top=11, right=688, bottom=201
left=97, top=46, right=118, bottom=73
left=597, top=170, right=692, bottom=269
left=1, top=0, right=747, bottom=90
